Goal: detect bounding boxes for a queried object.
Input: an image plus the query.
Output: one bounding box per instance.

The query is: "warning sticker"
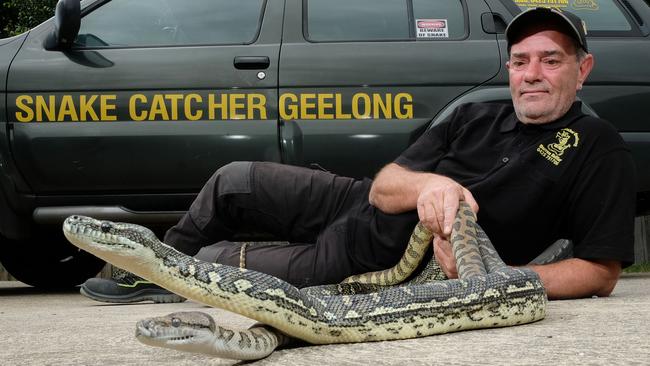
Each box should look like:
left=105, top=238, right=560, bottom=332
left=416, top=19, right=449, bottom=39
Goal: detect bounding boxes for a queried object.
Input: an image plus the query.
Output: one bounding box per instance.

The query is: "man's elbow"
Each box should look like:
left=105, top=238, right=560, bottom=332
left=368, top=184, right=378, bottom=207
left=368, top=183, right=396, bottom=213
left=368, top=164, right=397, bottom=211
left=368, top=185, right=380, bottom=207
left=592, top=260, right=622, bottom=297
left=593, top=278, right=617, bottom=297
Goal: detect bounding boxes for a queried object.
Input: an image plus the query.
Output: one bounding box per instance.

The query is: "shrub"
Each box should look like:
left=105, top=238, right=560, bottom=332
left=1, top=0, right=57, bottom=38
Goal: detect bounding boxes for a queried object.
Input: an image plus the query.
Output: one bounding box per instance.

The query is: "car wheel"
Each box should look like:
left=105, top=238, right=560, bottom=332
left=0, top=229, right=105, bottom=289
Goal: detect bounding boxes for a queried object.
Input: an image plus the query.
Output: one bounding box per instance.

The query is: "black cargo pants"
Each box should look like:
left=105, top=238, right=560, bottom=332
left=164, top=161, right=367, bottom=288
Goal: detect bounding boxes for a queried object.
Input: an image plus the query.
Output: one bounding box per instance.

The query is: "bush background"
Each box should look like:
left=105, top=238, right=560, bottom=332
left=1, top=0, right=57, bottom=38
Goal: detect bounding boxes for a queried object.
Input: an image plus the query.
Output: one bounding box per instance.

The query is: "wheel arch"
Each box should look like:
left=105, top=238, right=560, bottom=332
left=428, top=86, right=599, bottom=129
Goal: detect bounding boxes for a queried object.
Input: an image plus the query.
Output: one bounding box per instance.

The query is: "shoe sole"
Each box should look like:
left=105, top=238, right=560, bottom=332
left=80, top=285, right=186, bottom=304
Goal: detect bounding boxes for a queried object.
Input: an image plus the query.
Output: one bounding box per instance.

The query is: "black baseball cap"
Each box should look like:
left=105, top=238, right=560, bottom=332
left=506, top=7, right=588, bottom=53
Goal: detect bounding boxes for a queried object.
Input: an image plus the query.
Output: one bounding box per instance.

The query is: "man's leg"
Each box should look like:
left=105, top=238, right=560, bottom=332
left=195, top=221, right=355, bottom=288
left=81, top=161, right=365, bottom=301
left=165, top=161, right=363, bottom=256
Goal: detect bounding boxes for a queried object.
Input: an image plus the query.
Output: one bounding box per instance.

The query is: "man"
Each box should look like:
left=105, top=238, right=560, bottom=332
left=370, top=8, right=635, bottom=299
left=81, top=8, right=635, bottom=303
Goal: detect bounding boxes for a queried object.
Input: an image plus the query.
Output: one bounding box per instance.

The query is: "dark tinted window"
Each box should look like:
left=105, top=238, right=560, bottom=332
left=511, top=1, right=632, bottom=32
left=306, top=0, right=410, bottom=41
left=413, top=0, right=465, bottom=39
left=306, top=0, right=466, bottom=42
left=76, top=0, right=265, bottom=47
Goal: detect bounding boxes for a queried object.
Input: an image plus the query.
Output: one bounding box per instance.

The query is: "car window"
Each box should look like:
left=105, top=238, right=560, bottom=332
left=305, top=0, right=465, bottom=42
left=509, top=0, right=632, bottom=32
left=75, top=0, right=265, bottom=47
left=306, top=0, right=410, bottom=41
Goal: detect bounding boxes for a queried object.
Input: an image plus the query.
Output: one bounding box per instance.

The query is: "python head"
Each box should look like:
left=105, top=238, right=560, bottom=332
left=135, top=311, right=220, bottom=356
left=62, top=215, right=161, bottom=269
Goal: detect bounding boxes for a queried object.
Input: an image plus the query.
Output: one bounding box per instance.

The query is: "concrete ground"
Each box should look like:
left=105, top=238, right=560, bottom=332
left=1, top=273, right=649, bottom=366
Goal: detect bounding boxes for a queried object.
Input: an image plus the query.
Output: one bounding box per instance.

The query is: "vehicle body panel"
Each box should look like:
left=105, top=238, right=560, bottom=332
left=279, top=0, right=501, bottom=178
left=6, top=0, right=283, bottom=196
left=0, top=0, right=647, bottom=239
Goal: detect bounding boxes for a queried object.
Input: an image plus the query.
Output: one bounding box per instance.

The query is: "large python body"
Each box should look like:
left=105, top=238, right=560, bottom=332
left=63, top=202, right=547, bottom=360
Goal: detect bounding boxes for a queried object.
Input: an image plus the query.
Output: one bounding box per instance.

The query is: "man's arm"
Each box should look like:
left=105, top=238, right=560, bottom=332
left=369, top=163, right=478, bottom=236
left=433, top=239, right=621, bottom=299
left=369, top=163, right=438, bottom=214
left=527, top=258, right=621, bottom=299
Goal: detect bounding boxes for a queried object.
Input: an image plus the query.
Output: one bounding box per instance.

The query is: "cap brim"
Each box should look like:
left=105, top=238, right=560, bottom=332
left=506, top=8, right=588, bottom=52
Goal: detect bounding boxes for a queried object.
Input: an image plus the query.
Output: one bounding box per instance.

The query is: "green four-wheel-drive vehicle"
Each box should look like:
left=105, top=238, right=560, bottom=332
left=1, top=0, right=649, bottom=288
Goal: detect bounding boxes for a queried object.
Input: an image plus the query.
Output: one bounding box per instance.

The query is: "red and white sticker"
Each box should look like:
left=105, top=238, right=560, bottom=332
left=416, top=19, right=449, bottom=38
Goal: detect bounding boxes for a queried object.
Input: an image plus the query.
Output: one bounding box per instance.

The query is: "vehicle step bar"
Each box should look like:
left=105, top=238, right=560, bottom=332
left=33, top=206, right=184, bottom=225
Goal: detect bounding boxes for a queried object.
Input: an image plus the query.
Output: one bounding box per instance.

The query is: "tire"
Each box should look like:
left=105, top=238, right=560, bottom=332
left=0, top=229, right=105, bottom=289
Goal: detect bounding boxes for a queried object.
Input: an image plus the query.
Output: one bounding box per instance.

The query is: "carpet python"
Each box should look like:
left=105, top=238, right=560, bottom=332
left=63, top=202, right=547, bottom=360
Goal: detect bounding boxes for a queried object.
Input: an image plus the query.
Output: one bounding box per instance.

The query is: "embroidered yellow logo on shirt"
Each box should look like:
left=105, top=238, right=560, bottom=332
left=537, top=128, right=580, bottom=166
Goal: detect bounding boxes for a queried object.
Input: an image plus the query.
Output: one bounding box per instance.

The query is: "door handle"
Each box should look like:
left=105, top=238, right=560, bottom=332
left=481, top=12, right=507, bottom=34
left=234, top=56, right=270, bottom=70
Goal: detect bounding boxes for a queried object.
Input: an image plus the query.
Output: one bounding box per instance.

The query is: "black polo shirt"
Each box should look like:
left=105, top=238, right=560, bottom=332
left=348, top=102, right=635, bottom=270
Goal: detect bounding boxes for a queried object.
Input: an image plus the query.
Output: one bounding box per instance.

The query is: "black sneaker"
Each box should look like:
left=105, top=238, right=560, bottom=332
left=80, top=268, right=186, bottom=304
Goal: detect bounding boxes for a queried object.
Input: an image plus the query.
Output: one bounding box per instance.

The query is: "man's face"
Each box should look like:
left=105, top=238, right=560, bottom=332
left=507, top=29, right=593, bottom=124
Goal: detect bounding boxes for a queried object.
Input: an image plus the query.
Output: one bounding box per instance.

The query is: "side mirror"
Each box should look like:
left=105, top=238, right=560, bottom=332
left=44, top=0, right=81, bottom=50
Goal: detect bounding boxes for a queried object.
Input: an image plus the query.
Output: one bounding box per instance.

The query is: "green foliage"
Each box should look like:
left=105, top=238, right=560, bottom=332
left=623, top=262, right=650, bottom=273
left=1, top=0, right=58, bottom=38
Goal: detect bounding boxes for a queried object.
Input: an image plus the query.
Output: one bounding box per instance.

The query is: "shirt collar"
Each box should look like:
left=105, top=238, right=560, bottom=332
left=500, top=101, right=585, bottom=133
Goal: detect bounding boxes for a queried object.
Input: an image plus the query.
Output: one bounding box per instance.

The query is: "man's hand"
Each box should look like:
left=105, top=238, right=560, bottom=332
left=370, top=163, right=478, bottom=235
left=416, top=175, right=478, bottom=237
left=370, top=163, right=477, bottom=278
left=433, top=236, right=458, bottom=278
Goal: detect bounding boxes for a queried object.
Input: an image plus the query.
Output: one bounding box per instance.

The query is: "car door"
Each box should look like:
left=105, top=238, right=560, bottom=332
left=6, top=0, right=282, bottom=207
left=278, top=0, right=501, bottom=179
